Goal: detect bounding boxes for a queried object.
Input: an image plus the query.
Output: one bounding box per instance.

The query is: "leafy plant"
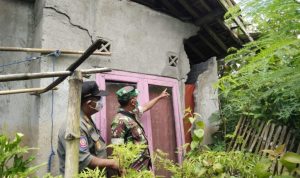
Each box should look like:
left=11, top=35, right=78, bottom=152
left=75, top=167, right=106, bottom=178
left=108, top=143, right=155, bottom=177
left=280, top=152, right=300, bottom=176
left=0, top=133, right=45, bottom=177
left=217, top=0, right=300, bottom=139
left=155, top=149, right=271, bottom=178
left=184, top=108, right=206, bottom=153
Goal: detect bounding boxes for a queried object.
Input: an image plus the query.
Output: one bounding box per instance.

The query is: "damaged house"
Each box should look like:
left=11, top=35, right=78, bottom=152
left=0, top=0, right=251, bottom=176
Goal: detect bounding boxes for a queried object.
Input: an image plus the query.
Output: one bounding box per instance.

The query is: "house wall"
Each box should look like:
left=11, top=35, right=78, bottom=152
left=194, top=57, right=219, bottom=144
left=34, top=0, right=198, bottom=175
left=0, top=0, right=222, bottom=176
left=0, top=0, right=38, bottom=147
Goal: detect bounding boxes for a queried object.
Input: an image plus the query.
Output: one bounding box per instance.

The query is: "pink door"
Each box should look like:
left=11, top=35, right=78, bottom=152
left=96, top=71, right=184, bottom=176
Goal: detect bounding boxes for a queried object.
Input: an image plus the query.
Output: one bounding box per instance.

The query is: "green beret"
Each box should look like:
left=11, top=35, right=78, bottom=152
left=116, top=86, right=139, bottom=101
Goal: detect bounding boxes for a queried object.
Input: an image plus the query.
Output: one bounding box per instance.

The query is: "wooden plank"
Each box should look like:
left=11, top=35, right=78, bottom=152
left=0, top=87, right=57, bottom=95
left=270, top=125, right=282, bottom=150
left=198, top=33, right=221, bottom=55
left=237, top=118, right=252, bottom=150
left=178, top=0, right=200, bottom=18
left=227, top=117, right=244, bottom=151
left=269, top=127, right=281, bottom=174
left=262, top=123, right=275, bottom=156
left=218, top=0, right=254, bottom=42
left=195, top=9, right=224, bottom=26
left=242, top=119, right=259, bottom=150
left=288, top=136, right=295, bottom=152
left=195, top=0, right=212, bottom=12
left=217, top=19, right=243, bottom=45
left=232, top=117, right=247, bottom=150
left=161, top=0, right=185, bottom=19
left=203, top=25, right=228, bottom=52
left=247, top=120, right=261, bottom=150
left=280, top=130, right=292, bottom=174
left=249, top=121, right=265, bottom=152
left=255, top=123, right=270, bottom=154
left=276, top=126, right=287, bottom=175
left=270, top=126, right=286, bottom=174
left=0, top=47, right=111, bottom=56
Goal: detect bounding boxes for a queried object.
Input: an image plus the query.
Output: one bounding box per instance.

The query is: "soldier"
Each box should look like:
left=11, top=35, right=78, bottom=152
left=57, top=81, right=119, bottom=175
left=111, top=86, right=169, bottom=170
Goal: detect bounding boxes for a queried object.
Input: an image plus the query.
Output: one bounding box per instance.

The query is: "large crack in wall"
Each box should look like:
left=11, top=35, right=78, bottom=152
left=44, top=6, right=94, bottom=44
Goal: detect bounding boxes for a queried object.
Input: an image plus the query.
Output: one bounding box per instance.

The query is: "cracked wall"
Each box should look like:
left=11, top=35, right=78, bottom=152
left=37, top=0, right=198, bottom=176
left=1, top=0, right=199, bottom=176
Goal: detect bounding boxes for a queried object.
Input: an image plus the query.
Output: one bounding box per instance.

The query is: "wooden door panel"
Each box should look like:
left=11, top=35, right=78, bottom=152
left=149, top=85, right=177, bottom=177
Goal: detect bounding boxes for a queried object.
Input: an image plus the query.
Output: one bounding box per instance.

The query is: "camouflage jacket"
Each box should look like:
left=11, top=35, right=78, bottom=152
left=111, top=109, right=151, bottom=170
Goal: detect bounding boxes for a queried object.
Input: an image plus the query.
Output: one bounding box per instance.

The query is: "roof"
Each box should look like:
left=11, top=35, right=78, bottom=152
left=131, top=0, right=254, bottom=64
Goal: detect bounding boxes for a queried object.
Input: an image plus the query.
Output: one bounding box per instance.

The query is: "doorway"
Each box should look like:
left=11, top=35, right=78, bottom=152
left=95, top=70, right=184, bottom=167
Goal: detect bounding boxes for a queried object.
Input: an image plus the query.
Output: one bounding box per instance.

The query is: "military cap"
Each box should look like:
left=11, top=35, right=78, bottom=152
left=81, top=81, right=108, bottom=100
left=116, top=86, right=139, bottom=101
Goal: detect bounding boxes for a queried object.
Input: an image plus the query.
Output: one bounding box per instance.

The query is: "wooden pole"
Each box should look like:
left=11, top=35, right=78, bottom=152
left=0, top=68, right=111, bottom=95
left=0, top=47, right=111, bottom=56
left=0, top=87, right=58, bottom=95
left=64, top=70, right=82, bottom=178
left=0, top=68, right=111, bottom=82
left=0, top=71, right=71, bottom=82
left=34, top=39, right=107, bottom=95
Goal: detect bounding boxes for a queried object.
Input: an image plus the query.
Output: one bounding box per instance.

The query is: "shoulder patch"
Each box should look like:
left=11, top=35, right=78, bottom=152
left=79, top=136, right=88, bottom=151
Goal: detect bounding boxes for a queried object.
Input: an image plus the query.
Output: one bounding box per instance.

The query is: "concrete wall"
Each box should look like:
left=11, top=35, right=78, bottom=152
left=0, top=0, right=37, bottom=147
left=31, top=0, right=198, bottom=175
left=194, top=57, right=219, bottom=144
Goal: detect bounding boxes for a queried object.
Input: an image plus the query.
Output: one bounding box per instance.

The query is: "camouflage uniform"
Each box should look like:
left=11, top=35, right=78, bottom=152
left=111, top=86, right=151, bottom=170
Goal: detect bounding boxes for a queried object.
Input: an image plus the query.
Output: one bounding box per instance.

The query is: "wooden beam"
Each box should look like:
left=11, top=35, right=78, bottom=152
left=161, top=0, right=185, bottom=19
left=0, top=47, right=111, bottom=56
left=0, top=87, right=58, bottom=95
left=64, top=70, right=82, bottom=178
left=195, top=0, right=212, bottom=12
left=0, top=68, right=111, bottom=82
left=217, top=19, right=243, bottom=45
left=195, top=9, right=224, bottom=26
left=197, top=34, right=221, bottom=55
left=184, top=40, right=206, bottom=59
left=203, top=25, right=228, bottom=52
left=218, top=0, right=254, bottom=41
left=178, top=0, right=200, bottom=18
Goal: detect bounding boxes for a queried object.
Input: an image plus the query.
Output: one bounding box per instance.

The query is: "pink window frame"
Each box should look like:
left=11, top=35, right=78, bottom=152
left=96, top=70, right=184, bottom=163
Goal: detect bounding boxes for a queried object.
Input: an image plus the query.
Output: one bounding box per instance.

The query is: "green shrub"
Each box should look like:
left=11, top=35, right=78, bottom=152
left=217, top=0, right=300, bottom=137
left=0, top=133, right=45, bottom=178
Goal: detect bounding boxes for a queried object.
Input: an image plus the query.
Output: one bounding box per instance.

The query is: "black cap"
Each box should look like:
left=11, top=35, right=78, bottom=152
left=81, top=81, right=108, bottom=100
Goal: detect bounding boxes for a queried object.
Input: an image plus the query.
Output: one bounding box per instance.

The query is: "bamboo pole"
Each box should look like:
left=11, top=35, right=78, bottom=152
left=64, top=70, right=82, bottom=178
left=0, top=67, right=111, bottom=82
left=34, top=39, right=106, bottom=95
left=0, top=71, right=71, bottom=82
left=0, top=47, right=111, bottom=56
left=0, top=87, right=58, bottom=95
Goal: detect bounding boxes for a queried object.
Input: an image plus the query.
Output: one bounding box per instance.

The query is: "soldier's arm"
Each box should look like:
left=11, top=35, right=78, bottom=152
left=142, top=88, right=169, bottom=112
left=88, top=157, right=119, bottom=169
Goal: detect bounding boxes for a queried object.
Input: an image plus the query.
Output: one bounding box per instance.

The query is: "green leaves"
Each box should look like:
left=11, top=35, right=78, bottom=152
left=0, top=133, right=44, bottom=177
left=280, top=152, right=300, bottom=173
left=217, top=0, right=300, bottom=137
